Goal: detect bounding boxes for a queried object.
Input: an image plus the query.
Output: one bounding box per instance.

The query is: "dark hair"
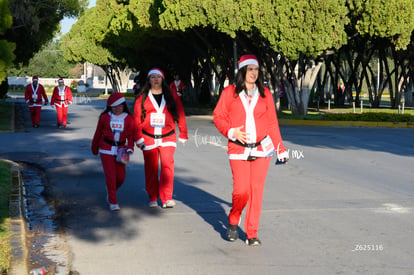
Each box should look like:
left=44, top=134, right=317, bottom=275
left=100, top=101, right=131, bottom=117
left=140, top=77, right=179, bottom=122
left=234, top=65, right=265, bottom=98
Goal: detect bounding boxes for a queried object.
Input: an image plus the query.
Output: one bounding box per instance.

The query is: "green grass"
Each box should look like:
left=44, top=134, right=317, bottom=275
left=0, top=161, right=12, bottom=273
left=0, top=101, right=12, bottom=131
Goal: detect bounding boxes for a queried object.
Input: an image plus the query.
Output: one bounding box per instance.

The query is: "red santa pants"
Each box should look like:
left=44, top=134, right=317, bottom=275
left=29, top=106, right=42, bottom=126
left=55, top=105, right=68, bottom=126
left=143, top=146, right=175, bottom=204
left=100, top=153, right=126, bottom=204
left=229, top=157, right=271, bottom=239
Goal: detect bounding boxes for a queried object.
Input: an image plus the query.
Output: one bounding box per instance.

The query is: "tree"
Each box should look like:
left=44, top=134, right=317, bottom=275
left=0, top=0, right=15, bottom=96
left=6, top=0, right=85, bottom=64
left=330, top=0, right=414, bottom=108
left=64, top=0, right=414, bottom=113
left=84, top=0, right=348, bottom=112
left=159, top=0, right=349, bottom=115
left=0, top=0, right=85, bottom=98
left=61, top=5, right=133, bottom=93
left=9, top=41, right=81, bottom=78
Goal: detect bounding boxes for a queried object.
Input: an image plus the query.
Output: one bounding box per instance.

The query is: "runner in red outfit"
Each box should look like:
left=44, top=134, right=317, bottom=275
left=134, top=68, right=188, bottom=209
left=92, top=93, right=135, bottom=211
left=51, top=78, right=73, bottom=128
left=24, top=76, right=48, bottom=127
left=214, top=55, right=289, bottom=246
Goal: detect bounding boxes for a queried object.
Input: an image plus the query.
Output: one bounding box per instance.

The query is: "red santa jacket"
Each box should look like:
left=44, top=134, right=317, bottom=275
left=213, top=84, right=287, bottom=160
left=170, top=80, right=185, bottom=96
left=25, top=83, right=48, bottom=107
left=91, top=112, right=135, bottom=156
left=51, top=85, right=73, bottom=107
left=133, top=90, right=188, bottom=151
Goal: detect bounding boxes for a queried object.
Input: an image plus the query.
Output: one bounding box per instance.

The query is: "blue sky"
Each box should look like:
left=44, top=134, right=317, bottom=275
left=60, top=0, right=96, bottom=35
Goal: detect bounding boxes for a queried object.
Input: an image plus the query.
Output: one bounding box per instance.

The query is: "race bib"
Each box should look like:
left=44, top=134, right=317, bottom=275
left=150, top=113, right=166, bottom=128
left=260, top=136, right=275, bottom=157
left=110, top=119, right=125, bottom=133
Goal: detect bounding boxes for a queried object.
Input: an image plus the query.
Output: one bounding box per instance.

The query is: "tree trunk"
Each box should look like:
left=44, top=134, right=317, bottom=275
left=0, top=78, right=9, bottom=99
left=286, top=59, right=321, bottom=116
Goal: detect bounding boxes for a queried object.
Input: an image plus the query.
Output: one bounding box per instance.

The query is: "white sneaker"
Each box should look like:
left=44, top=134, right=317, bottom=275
left=162, top=200, right=176, bottom=208
left=110, top=204, right=120, bottom=211
left=148, top=201, right=158, bottom=208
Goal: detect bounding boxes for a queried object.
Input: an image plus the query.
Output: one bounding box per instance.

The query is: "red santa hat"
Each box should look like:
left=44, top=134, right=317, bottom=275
left=58, top=78, right=64, bottom=83
left=107, top=92, right=125, bottom=107
left=147, top=68, right=165, bottom=79
left=238, top=55, right=259, bottom=69
left=32, top=76, right=39, bottom=81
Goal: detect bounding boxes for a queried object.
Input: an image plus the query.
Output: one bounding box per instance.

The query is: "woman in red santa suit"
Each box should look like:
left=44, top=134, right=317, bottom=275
left=213, top=55, right=289, bottom=246
left=92, top=93, right=135, bottom=211
left=133, top=68, right=188, bottom=208
left=51, top=78, right=73, bottom=128
left=24, top=76, right=49, bottom=128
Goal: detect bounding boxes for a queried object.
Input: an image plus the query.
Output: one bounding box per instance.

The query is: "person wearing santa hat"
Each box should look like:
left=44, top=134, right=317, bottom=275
left=169, top=74, right=185, bottom=98
left=51, top=78, right=73, bottom=128
left=24, top=76, right=49, bottom=128
left=133, top=68, right=188, bottom=209
left=213, top=54, right=289, bottom=246
left=92, top=92, right=135, bottom=211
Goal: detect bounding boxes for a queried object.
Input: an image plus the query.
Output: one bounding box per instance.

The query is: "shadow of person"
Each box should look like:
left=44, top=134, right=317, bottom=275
left=173, top=179, right=236, bottom=241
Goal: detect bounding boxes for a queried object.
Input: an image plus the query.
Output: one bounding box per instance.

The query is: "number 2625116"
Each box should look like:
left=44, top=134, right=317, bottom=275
left=352, top=244, right=384, bottom=252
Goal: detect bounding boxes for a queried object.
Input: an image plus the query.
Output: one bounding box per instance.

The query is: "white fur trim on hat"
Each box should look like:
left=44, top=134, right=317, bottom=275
left=110, top=97, right=125, bottom=107
left=147, top=68, right=165, bottom=79
left=238, top=59, right=259, bottom=69
left=107, top=92, right=126, bottom=107
left=238, top=55, right=259, bottom=69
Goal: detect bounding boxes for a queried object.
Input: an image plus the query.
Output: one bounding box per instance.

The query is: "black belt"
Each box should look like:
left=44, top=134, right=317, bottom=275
left=56, top=99, right=68, bottom=102
left=104, top=138, right=126, bottom=146
left=229, top=138, right=263, bottom=148
left=142, top=129, right=175, bottom=139
left=230, top=138, right=266, bottom=161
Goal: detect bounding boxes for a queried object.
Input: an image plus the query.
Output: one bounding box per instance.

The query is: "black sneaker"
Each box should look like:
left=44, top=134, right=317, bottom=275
left=226, top=225, right=238, bottom=241
left=246, top=238, right=262, bottom=246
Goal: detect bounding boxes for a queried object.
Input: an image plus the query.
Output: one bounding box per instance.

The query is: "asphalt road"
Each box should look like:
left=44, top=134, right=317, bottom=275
left=1, top=96, right=414, bottom=275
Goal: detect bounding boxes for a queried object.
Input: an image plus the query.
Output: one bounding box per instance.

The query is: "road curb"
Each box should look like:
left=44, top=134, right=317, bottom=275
left=278, top=119, right=414, bottom=128
left=7, top=161, right=28, bottom=275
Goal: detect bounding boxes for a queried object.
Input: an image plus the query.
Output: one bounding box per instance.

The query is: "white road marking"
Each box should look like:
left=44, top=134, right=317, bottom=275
left=375, top=203, right=410, bottom=214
